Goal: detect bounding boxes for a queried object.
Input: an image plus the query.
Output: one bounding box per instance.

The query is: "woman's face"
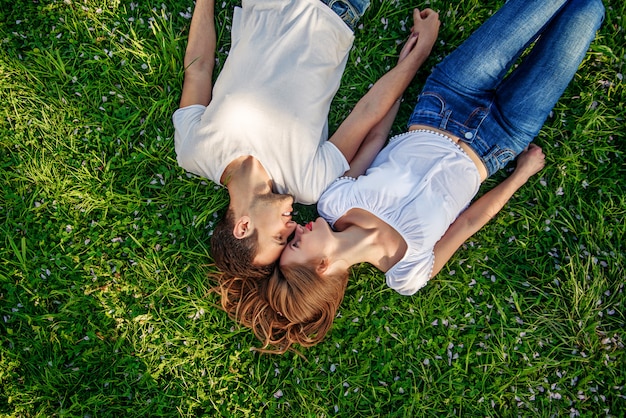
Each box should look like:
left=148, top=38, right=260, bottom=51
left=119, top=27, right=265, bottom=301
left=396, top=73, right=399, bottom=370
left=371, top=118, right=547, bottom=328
left=279, top=217, right=333, bottom=267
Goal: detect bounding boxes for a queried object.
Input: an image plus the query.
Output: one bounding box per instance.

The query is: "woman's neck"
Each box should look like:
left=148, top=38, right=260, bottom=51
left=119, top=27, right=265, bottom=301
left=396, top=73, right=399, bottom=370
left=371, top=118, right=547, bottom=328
left=334, top=209, right=407, bottom=273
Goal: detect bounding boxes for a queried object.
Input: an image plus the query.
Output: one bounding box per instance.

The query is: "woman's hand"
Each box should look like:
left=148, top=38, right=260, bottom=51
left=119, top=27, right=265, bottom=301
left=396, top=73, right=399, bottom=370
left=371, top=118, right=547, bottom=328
left=433, top=146, right=543, bottom=279
left=513, top=143, right=546, bottom=182
left=398, top=31, right=419, bottom=63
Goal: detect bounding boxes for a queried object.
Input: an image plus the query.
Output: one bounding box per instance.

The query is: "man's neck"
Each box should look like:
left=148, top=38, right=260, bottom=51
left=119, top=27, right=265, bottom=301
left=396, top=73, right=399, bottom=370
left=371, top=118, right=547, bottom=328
left=222, top=156, right=272, bottom=209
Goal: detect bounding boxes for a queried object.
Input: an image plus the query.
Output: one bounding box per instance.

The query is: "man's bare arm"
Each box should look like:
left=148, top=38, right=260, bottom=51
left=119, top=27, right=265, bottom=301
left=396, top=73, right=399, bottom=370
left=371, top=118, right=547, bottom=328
left=329, top=8, right=440, bottom=163
left=179, top=0, right=216, bottom=108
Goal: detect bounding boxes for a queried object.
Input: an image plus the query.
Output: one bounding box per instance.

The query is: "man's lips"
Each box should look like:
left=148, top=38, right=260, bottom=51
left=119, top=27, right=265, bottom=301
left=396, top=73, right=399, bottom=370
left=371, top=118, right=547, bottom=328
left=305, top=222, right=313, bottom=231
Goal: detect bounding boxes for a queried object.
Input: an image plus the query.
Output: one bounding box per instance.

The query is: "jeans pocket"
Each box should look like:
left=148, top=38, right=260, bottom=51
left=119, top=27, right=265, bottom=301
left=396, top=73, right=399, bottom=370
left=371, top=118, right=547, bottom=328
left=463, top=106, right=489, bottom=129
left=492, top=146, right=516, bottom=170
left=415, top=92, right=446, bottom=115
left=408, top=92, right=448, bottom=127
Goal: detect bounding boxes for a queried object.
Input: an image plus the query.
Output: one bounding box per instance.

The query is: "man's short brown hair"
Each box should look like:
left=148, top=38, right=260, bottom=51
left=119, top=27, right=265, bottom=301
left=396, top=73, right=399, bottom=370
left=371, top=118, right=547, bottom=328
left=210, top=208, right=275, bottom=279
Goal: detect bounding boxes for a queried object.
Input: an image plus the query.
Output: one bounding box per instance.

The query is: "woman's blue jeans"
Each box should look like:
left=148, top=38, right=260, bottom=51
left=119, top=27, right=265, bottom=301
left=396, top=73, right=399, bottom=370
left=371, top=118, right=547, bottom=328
left=408, top=0, right=605, bottom=177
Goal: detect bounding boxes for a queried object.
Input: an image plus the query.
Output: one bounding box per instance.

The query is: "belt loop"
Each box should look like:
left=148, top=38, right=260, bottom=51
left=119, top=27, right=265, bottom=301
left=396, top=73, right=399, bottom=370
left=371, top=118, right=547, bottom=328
left=439, top=109, right=452, bottom=130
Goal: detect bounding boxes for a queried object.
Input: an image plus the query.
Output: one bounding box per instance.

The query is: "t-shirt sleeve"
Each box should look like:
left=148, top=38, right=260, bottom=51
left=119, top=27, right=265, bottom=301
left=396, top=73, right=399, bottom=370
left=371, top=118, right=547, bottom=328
left=232, top=7, right=242, bottom=44
left=317, top=176, right=354, bottom=224
left=386, top=250, right=435, bottom=296
left=321, top=140, right=350, bottom=182
left=295, top=141, right=349, bottom=205
left=172, top=104, right=206, bottom=166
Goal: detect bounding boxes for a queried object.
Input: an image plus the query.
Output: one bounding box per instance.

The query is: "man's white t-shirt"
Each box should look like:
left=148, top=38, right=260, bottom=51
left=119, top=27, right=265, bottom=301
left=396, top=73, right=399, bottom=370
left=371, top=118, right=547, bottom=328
left=173, top=0, right=353, bottom=204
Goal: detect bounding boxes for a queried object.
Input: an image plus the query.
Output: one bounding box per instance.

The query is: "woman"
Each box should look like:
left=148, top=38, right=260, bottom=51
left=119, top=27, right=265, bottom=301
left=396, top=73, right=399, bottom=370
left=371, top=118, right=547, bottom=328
left=250, top=0, right=605, bottom=353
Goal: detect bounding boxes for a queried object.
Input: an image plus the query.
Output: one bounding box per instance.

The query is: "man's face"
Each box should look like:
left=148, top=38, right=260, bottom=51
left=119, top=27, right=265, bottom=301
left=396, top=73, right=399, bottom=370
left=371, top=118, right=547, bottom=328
left=248, top=193, right=297, bottom=266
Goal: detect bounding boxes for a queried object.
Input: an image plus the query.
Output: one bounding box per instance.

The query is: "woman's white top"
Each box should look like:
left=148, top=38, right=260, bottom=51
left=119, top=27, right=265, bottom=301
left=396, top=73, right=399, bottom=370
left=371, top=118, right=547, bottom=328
left=173, top=0, right=353, bottom=204
left=317, top=130, right=481, bottom=295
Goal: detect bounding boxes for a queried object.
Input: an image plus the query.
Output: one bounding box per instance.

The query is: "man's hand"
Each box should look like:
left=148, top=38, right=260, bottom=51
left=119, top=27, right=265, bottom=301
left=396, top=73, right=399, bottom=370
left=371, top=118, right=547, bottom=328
left=413, top=9, right=440, bottom=51
left=398, top=8, right=439, bottom=63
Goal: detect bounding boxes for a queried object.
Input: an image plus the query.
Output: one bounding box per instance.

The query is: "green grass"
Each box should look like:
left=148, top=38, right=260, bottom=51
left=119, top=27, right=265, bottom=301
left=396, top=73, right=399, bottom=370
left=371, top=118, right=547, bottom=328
left=1, top=0, right=624, bottom=416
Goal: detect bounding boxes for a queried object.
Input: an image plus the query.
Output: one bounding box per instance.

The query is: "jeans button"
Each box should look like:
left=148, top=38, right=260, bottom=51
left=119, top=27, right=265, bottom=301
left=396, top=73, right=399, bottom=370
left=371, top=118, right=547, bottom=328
left=464, top=131, right=474, bottom=139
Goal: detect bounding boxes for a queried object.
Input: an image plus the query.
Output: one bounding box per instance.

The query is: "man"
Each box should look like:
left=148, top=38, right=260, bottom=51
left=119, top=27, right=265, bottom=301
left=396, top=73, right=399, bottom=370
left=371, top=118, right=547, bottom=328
left=174, top=0, right=436, bottom=278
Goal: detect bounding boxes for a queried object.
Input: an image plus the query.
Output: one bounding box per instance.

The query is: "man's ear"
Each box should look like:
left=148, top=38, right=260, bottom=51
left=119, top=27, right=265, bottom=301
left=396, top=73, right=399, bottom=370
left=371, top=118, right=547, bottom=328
left=233, top=216, right=251, bottom=239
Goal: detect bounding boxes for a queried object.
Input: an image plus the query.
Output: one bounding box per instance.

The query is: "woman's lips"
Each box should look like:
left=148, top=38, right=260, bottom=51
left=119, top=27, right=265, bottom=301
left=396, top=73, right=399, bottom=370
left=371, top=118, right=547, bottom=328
left=306, top=222, right=313, bottom=231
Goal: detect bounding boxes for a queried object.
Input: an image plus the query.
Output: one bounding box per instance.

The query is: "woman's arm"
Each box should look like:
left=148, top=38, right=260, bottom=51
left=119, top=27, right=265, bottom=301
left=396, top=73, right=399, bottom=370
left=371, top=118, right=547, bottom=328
left=430, top=144, right=546, bottom=277
left=179, top=0, right=216, bottom=108
left=329, top=8, right=440, bottom=164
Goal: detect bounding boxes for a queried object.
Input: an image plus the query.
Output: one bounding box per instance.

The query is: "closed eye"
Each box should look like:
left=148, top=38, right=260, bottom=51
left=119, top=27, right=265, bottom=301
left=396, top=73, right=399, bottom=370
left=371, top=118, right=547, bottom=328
left=276, top=230, right=296, bottom=246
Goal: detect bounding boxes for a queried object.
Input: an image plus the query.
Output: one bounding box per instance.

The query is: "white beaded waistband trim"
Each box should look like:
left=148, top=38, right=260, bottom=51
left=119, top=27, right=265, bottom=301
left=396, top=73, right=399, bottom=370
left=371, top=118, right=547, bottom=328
left=399, top=128, right=468, bottom=155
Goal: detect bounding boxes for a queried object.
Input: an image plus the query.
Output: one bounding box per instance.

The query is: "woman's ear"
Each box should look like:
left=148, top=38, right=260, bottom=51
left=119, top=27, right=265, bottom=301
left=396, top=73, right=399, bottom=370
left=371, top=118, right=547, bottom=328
left=316, top=258, right=329, bottom=275
left=233, top=216, right=251, bottom=239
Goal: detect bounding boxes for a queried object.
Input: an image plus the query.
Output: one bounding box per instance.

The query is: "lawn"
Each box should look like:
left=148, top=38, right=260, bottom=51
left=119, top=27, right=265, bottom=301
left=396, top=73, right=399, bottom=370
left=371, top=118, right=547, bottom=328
left=1, top=0, right=624, bottom=416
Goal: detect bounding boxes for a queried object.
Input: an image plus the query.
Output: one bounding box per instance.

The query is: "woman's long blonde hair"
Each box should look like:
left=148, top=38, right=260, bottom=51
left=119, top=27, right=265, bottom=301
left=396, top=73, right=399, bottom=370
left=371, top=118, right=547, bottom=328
left=213, top=263, right=349, bottom=354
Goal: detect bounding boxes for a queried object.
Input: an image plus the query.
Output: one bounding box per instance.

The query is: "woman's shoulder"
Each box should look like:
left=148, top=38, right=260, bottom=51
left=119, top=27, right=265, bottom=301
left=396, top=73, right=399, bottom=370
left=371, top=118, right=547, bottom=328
left=317, top=177, right=357, bottom=223
left=320, top=176, right=356, bottom=198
